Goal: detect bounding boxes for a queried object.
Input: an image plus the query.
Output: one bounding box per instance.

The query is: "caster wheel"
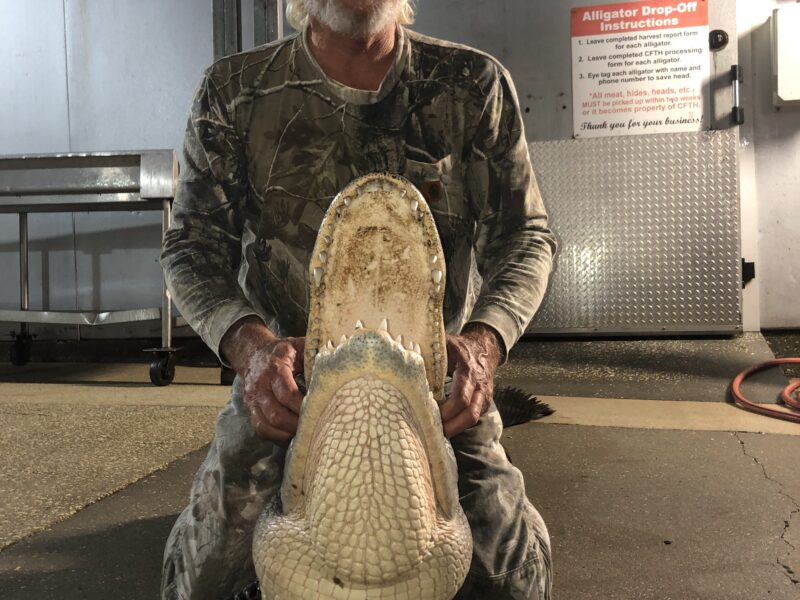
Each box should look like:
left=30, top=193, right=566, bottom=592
left=220, top=366, right=236, bottom=386
left=9, top=342, right=30, bottom=366
left=149, top=354, right=176, bottom=386
left=9, top=334, right=32, bottom=366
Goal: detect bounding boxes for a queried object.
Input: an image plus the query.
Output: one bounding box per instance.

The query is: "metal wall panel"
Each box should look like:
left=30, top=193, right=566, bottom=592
left=64, top=0, right=213, bottom=157
left=0, top=0, right=77, bottom=331
left=0, top=0, right=71, bottom=155
left=62, top=0, right=213, bottom=327
left=413, top=0, right=568, bottom=141
left=528, top=131, right=741, bottom=333
left=1, top=1, right=213, bottom=339
left=414, top=0, right=743, bottom=335
left=2, top=0, right=755, bottom=339
left=414, top=0, right=738, bottom=137
left=744, top=0, right=800, bottom=328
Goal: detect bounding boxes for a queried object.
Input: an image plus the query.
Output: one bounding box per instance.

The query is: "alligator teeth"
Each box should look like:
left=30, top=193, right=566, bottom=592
left=343, top=197, right=351, bottom=206
left=319, top=251, right=327, bottom=263
left=355, top=320, right=364, bottom=329
left=410, top=199, right=419, bottom=212
left=313, top=267, right=323, bottom=286
left=412, top=342, right=421, bottom=354
left=431, top=255, right=438, bottom=264
left=380, top=318, right=389, bottom=331
left=340, top=335, right=348, bottom=346
left=395, top=334, right=403, bottom=346
left=325, top=340, right=334, bottom=351
left=432, top=270, right=443, bottom=284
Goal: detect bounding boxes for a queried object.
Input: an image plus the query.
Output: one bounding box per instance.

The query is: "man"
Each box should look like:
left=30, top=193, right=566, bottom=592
left=160, top=0, right=557, bottom=598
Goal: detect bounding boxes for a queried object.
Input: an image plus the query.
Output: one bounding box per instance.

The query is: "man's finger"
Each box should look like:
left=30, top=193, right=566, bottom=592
left=470, top=391, right=487, bottom=421
left=258, top=388, right=300, bottom=433
left=291, top=337, right=306, bottom=372
left=247, top=398, right=293, bottom=442
left=440, top=367, right=474, bottom=422
left=273, top=337, right=305, bottom=372
left=443, top=400, right=482, bottom=438
left=445, top=337, right=466, bottom=376
left=272, top=364, right=303, bottom=414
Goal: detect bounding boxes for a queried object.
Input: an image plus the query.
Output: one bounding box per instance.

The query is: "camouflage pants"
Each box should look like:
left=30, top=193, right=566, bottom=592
left=161, top=377, right=552, bottom=600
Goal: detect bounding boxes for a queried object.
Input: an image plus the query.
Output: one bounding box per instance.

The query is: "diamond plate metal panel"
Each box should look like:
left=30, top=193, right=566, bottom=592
left=528, top=130, right=741, bottom=334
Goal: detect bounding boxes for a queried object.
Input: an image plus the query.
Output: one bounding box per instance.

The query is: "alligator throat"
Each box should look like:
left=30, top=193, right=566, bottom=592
left=305, top=377, right=438, bottom=584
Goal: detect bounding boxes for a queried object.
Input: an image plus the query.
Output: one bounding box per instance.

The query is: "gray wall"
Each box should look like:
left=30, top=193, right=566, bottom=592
left=2, top=0, right=797, bottom=341
left=0, top=0, right=213, bottom=339
left=738, top=0, right=800, bottom=328
left=414, top=0, right=571, bottom=142
left=413, top=0, right=737, bottom=140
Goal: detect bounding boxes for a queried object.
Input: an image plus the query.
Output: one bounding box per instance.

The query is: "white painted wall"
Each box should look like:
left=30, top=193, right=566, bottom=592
left=738, top=0, right=800, bottom=329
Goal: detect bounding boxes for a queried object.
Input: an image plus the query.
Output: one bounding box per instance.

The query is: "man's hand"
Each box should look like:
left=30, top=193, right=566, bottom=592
left=220, top=316, right=305, bottom=443
left=440, top=323, right=503, bottom=438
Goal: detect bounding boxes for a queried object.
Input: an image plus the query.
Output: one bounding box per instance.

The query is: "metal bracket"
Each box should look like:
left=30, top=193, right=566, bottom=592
left=731, top=65, right=744, bottom=125
left=709, top=29, right=729, bottom=52
left=213, top=0, right=242, bottom=59
left=742, top=258, right=756, bottom=288
left=254, top=0, right=286, bottom=46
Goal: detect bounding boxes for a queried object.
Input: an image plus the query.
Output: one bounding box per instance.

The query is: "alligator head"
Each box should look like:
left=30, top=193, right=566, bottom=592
left=252, top=174, right=473, bottom=599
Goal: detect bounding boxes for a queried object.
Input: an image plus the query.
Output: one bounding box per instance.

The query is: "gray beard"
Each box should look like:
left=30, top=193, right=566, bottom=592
left=305, top=0, right=399, bottom=39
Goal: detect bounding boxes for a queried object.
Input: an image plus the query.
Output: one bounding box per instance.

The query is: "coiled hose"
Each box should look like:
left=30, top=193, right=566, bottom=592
left=730, top=358, right=800, bottom=424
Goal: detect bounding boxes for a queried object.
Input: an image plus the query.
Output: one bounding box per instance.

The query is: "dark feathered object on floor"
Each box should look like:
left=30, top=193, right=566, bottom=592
left=223, top=581, right=261, bottom=600
left=494, top=386, right=555, bottom=428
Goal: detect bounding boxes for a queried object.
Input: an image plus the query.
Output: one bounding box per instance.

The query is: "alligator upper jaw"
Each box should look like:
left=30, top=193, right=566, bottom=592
left=281, top=327, right=460, bottom=519
left=305, top=173, right=448, bottom=404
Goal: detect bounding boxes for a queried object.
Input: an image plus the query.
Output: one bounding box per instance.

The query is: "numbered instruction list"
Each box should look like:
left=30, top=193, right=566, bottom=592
left=571, top=0, right=709, bottom=138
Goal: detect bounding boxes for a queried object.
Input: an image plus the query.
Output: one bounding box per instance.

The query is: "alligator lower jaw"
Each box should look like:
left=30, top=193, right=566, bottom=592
left=252, top=330, right=472, bottom=598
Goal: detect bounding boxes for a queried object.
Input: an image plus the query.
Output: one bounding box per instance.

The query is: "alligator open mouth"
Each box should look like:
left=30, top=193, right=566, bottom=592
left=252, top=174, right=472, bottom=599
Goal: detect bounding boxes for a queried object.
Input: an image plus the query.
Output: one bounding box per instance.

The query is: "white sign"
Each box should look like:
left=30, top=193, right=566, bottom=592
left=572, top=0, right=710, bottom=138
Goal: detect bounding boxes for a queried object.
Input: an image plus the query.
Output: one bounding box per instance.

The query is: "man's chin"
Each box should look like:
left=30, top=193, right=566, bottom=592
left=307, top=0, right=398, bottom=39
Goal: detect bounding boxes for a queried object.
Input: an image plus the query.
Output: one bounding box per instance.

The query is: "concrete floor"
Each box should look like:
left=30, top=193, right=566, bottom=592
left=0, top=338, right=799, bottom=599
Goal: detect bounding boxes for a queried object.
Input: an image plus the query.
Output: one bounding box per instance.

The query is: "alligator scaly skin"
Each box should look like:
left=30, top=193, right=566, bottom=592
left=252, top=175, right=472, bottom=599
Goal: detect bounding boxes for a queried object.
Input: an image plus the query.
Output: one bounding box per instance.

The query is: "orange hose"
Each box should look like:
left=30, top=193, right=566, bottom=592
left=730, top=358, right=800, bottom=424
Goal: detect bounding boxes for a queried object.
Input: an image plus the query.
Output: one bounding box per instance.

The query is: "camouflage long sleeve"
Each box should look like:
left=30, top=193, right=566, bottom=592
left=160, top=74, right=264, bottom=361
left=466, top=68, right=557, bottom=357
left=160, top=28, right=555, bottom=362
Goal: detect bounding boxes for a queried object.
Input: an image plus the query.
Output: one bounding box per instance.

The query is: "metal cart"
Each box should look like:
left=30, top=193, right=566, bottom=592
left=0, top=150, right=179, bottom=385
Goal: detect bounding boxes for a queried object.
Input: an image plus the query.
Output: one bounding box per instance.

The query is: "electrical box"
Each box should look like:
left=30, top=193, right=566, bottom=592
left=771, top=5, right=800, bottom=107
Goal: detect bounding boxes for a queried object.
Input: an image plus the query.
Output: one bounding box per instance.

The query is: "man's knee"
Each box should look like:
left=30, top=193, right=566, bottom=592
left=450, top=404, right=552, bottom=598
left=160, top=385, right=286, bottom=599
left=455, top=556, right=551, bottom=600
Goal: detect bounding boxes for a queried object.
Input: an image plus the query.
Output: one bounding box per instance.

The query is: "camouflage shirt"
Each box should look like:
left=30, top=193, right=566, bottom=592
left=161, top=26, right=556, bottom=362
